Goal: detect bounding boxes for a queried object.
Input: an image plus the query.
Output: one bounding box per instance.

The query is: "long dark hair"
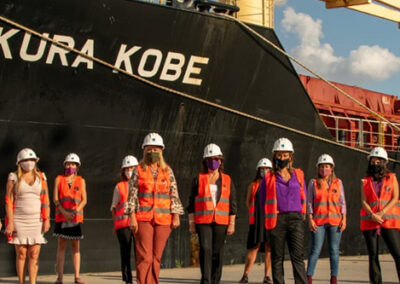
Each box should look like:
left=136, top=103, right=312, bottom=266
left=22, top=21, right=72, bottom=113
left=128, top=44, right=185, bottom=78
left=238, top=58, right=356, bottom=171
left=202, top=156, right=224, bottom=173
left=366, top=158, right=388, bottom=181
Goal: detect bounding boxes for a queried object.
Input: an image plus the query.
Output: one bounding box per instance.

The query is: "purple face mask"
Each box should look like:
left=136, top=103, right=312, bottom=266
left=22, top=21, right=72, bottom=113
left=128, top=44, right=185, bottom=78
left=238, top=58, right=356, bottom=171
left=65, top=167, right=77, bottom=176
left=206, top=159, right=221, bottom=171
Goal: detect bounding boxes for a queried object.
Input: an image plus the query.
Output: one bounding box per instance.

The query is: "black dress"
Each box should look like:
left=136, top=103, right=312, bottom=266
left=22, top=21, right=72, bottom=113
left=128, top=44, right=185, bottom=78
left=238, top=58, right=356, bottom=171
left=246, top=187, right=269, bottom=251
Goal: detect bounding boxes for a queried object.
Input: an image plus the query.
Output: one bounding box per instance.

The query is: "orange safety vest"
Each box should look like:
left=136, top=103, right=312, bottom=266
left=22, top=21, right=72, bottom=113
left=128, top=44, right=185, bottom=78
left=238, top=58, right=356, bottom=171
left=360, top=173, right=400, bottom=230
left=194, top=172, right=231, bottom=225
left=5, top=172, right=49, bottom=241
left=312, top=178, right=342, bottom=226
left=55, top=175, right=84, bottom=223
left=136, top=164, right=172, bottom=225
left=264, top=168, right=306, bottom=230
left=113, top=181, right=130, bottom=230
left=249, top=180, right=261, bottom=225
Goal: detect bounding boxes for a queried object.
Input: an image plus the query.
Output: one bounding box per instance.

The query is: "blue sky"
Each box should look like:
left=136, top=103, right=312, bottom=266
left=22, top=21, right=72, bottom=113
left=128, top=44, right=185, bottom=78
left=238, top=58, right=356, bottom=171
left=273, top=0, right=400, bottom=96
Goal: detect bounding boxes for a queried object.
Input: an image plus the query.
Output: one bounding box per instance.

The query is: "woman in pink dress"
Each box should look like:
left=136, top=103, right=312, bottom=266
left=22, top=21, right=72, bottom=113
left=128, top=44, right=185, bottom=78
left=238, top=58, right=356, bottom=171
left=4, top=148, right=50, bottom=284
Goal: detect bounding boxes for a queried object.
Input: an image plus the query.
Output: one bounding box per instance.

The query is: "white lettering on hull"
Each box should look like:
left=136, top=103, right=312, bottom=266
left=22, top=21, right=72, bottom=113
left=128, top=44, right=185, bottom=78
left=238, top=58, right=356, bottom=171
left=0, top=26, right=209, bottom=86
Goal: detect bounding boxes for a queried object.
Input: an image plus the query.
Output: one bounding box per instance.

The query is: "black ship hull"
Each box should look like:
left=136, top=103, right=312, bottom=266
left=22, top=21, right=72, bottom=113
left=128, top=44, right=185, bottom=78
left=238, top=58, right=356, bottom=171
left=0, top=0, right=398, bottom=276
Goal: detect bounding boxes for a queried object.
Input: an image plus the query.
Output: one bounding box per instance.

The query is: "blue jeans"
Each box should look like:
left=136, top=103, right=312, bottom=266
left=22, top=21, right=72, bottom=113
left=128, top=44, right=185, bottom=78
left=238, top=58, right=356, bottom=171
left=306, top=224, right=342, bottom=277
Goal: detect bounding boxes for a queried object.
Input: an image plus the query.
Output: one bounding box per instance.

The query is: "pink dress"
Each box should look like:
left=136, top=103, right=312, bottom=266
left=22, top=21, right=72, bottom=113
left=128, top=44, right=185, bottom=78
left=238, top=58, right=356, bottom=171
left=8, top=172, right=47, bottom=245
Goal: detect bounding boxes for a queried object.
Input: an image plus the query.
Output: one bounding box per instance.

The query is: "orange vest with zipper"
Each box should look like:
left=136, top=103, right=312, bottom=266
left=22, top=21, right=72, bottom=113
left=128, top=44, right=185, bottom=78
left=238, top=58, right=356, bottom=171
left=360, top=173, right=400, bottom=230
left=195, top=173, right=231, bottom=225
left=136, top=164, right=172, bottom=225
left=55, top=175, right=84, bottom=223
left=113, top=181, right=130, bottom=230
left=312, top=178, right=342, bottom=226
left=249, top=180, right=261, bottom=225
left=264, top=169, right=306, bottom=230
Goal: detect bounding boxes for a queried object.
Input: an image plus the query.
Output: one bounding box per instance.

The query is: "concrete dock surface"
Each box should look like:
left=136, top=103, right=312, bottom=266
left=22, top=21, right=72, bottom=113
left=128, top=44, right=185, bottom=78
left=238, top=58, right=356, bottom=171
left=0, top=254, right=398, bottom=283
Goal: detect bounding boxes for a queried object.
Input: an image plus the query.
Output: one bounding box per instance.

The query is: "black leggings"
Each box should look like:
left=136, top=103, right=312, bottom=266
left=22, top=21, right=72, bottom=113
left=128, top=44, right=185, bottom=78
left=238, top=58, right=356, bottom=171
left=196, top=223, right=227, bottom=284
left=363, top=228, right=400, bottom=284
left=116, top=227, right=134, bottom=284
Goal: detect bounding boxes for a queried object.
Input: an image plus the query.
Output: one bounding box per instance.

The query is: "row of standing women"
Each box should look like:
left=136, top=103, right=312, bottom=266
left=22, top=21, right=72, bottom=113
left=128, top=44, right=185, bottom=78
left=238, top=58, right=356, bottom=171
left=3, top=134, right=400, bottom=284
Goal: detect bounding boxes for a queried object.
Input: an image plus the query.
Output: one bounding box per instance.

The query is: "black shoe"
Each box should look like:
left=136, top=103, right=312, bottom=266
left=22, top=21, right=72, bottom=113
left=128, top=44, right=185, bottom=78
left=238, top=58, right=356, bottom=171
left=263, top=276, right=273, bottom=284
left=238, top=275, right=248, bottom=283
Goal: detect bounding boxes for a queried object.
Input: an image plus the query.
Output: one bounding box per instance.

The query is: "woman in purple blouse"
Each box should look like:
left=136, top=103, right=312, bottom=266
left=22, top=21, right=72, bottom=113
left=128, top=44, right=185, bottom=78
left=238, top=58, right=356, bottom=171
left=260, top=138, right=307, bottom=284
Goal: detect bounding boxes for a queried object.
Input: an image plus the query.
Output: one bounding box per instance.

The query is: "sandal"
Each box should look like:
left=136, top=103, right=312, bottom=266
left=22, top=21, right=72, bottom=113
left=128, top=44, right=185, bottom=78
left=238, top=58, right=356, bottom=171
left=238, top=275, right=248, bottom=283
left=75, top=278, right=84, bottom=284
left=54, top=279, right=63, bottom=284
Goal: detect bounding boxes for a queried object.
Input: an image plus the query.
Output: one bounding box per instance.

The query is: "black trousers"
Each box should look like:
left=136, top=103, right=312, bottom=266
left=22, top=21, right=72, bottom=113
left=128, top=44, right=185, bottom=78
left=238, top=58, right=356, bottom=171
left=363, top=228, right=400, bottom=284
left=196, top=223, right=227, bottom=284
left=116, top=227, right=134, bottom=284
left=270, top=212, right=307, bottom=284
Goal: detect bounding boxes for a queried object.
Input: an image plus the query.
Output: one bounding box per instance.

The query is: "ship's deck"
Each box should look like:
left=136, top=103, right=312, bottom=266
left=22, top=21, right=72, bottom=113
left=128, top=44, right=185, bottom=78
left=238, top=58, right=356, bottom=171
left=0, top=254, right=397, bottom=283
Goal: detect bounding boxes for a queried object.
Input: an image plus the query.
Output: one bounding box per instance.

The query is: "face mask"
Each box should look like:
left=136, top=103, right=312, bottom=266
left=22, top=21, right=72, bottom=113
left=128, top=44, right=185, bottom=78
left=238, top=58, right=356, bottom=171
left=65, top=167, right=77, bottom=175
left=275, top=158, right=290, bottom=169
left=260, top=169, right=270, bottom=178
left=370, top=164, right=382, bottom=175
left=206, top=159, right=221, bottom=171
left=319, top=168, right=332, bottom=178
left=125, top=169, right=133, bottom=179
left=146, top=152, right=160, bottom=163
left=20, top=160, right=35, bottom=172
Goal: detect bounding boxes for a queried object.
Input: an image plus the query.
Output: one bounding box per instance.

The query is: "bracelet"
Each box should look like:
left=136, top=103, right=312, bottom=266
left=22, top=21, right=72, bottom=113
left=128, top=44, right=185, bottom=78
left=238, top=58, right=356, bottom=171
left=230, top=221, right=235, bottom=225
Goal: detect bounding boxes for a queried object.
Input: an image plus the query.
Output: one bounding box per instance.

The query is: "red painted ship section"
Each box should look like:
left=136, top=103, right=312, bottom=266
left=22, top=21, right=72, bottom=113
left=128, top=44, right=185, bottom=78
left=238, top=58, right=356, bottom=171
left=300, top=75, right=400, bottom=150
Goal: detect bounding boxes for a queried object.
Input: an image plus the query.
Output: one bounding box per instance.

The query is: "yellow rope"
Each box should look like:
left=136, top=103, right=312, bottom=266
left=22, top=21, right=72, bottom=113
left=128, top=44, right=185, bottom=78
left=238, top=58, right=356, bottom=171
left=1, top=13, right=399, bottom=163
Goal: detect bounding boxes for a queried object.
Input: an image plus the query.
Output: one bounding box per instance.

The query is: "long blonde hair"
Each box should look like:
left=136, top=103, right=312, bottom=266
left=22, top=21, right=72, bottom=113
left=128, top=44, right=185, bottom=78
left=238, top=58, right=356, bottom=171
left=15, top=164, right=39, bottom=193
left=139, top=149, right=168, bottom=172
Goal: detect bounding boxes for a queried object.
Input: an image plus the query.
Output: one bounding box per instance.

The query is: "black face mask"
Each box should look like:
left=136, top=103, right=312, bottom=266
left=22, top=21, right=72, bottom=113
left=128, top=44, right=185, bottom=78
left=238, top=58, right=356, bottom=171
left=275, top=158, right=290, bottom=169
left=370, top=164, right=382, bottom=175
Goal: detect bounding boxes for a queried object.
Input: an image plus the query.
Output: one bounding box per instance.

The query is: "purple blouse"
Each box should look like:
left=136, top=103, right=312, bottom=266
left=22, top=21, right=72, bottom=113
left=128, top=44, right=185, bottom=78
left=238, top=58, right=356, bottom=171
left=372, top=180, right=383, bottom=197
left=259, top=171, right=306, bottom=214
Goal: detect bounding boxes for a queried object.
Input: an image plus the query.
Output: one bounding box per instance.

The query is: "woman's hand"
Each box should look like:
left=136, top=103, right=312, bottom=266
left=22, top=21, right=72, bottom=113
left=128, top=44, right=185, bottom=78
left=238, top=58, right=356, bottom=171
left=42, top=219, right=50, bottom=234
left=171, top=214, right=180, bottom=229
left=371, top=213, right=383, bottom=224
left=4, top=222, right=14, bottom=236
left=129, top=215, right=138, bottom=234
left=189, top=221, right=196, bottom=234
left=308, top=218, right=317, bottom=232
left=63, top=211, right=74, bottom=221
left=339, top=219, right=347, bottom=232
left=227, top=223, right=235, bottom=235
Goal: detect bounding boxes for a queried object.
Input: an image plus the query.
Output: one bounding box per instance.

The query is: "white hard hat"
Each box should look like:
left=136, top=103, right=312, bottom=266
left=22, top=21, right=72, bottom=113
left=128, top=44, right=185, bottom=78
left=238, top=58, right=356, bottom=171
left=368, top=147, right=388, bottom=161
left=16, top=148, right=39, bottom=165
left=121, top=155, right=139, bottom=168
left=272, top=138, right=294, bottom=153
left=316, top=154, right=335, bottom=167
left=256, top=158, right=272, bottom=170
left=64, top=153, right=81, bottom=166
left=142, top=132, right=165, bottom=149
left=203, top=143, right=223, bottom=158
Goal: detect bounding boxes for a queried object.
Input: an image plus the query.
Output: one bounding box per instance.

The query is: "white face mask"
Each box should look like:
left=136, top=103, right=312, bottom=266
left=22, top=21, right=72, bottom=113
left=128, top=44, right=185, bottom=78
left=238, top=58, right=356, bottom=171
left=20, top=160, right=35, bottom=172
left=125, top=169, right=133, bottom=179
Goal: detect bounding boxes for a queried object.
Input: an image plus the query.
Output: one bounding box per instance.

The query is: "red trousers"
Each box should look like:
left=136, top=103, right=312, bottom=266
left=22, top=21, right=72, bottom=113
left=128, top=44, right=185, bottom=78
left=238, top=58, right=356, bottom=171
left=134, top=221, right=171, bottom=284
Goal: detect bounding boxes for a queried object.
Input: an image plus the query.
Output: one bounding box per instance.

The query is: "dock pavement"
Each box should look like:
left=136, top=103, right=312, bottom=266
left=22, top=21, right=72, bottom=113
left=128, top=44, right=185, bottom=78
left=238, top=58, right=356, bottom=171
left=0, top=254, right=398, bottom=283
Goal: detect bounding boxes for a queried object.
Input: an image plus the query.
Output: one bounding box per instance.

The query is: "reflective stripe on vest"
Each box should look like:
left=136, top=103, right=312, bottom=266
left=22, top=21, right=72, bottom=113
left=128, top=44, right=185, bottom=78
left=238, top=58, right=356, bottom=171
left=249, top=181, right=261, bottom=225
left=360, top=173, right=400, bottom=230
left=312, top=178, right=342, bottom=226
left=113, top=181, right=130, bottom=230
left=194, top=173, right=231, bottom=225
left=55, top=175, right=84, bottom=223
left=136, top=164, right=172, bottom=225
left=264, top=169, right=306, bottom=230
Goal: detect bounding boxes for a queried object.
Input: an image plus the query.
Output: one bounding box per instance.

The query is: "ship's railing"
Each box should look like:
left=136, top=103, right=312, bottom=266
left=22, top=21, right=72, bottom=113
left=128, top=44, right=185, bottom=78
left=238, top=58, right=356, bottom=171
left=136, top=0, right=239, bottom=14
left=319, top=113, right=400, bottom=151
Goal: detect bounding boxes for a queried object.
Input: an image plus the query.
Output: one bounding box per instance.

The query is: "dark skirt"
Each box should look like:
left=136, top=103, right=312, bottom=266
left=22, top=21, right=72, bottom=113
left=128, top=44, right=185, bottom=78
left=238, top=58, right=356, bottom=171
left=53, top=222, right=83, bottom=240
left=246, top=187, right=269, bottom=250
